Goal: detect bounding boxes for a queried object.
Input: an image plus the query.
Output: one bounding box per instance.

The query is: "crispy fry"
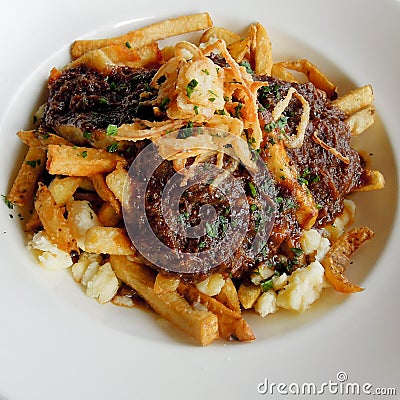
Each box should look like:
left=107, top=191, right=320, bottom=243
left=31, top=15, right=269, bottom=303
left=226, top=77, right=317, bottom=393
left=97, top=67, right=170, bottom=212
left=91, top=174, right=121, bottom=213
left=238, top=281, right=262, bottom=309
left=332, top=84, right=374, bottom=114
left=271, top=63, right=297, bottom=82
left=252, top=22, right=272, bottom=75
left=345, top=105, right=375, bottom=136
left=200, top=26, right=241, bottom=46
left=321, top=227, right=374, bottom=293
left=227, top=37, right=251, bottom=63
left=85, top=227, right=133, bottom=255
left=24, top=209, right=42, bottom=232
left=353, top=170, right=385, bottom=192
left=178, top=282, right=255, bottom=341
left=105, top=166, right=129, bottom=204
left=48, top=177, right=81, bottom=206
left=274, top=59, right=337, bottom=99
left=17, top=130, right=72, bottom=148
left=68, top=43, right=161, bottom=72
left=34, top=183, right=78, bottom=253
left=71, top=13, right=213, bottom=59
left=46, top=145, right=126, bottom=176
left=97, top=202, right=122, bottom=227
left=215, top=278, right=241, bottom=313
left=8, top=146, right=46, bottom=206
left=154, top=273, right=180, bottom=294
left=110, top=255, right=219, bottom=346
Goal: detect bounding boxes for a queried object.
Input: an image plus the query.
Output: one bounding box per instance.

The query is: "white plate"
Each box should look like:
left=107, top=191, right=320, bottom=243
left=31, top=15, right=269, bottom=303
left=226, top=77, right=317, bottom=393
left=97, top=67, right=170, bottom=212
left=1, top=1, right=399, bottom=399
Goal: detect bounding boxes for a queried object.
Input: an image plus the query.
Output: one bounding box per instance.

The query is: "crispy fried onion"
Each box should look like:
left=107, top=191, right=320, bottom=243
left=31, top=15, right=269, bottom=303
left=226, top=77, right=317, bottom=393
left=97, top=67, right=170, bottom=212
left=271, top=87, right=310, bottom=149
left=312, top=130, right=350, bottom=164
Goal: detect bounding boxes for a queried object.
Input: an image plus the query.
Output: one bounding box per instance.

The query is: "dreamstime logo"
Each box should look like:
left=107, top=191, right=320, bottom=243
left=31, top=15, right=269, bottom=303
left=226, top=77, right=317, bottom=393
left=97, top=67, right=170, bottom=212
left=122, top=128, right=276, bottom=275
left=257, top=371, right=397, bottom=396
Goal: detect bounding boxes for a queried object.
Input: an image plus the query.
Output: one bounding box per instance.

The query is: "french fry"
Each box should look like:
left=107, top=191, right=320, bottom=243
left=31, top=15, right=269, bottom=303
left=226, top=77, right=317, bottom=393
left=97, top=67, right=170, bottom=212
left=84, top=227, right=133, bottom=255
left=322, top=227, right=374, bottom=293
left=345, top=105, right=375, bottom=136
left=215, top=278, right=241, bottom=313
left=97, top=202, right=122, bottom=227
left=46, top=145, right=126, bottom=176
left=271, top=63, right=297, bottom=82
left=48, top=177, right=81, bottom=206
left=353, top=170, right=385, bottom=192
left=68, top=43, right=161, bottom=72
left=110, top=255, right=219, bottom=346
left=227, top=37, right=251, bottom=63
left=91, top=174, right=121, bottom=213
left=71, top=13, right=213, bottom=59
left=24, top=209, right=42, bottom=232
left=8, top=146, right=46, bottom=206
left=332, top=84, right=374, bottom=114
left=105, top=166, right=129, bottom=204
left=253, top=22, right=272, bottom=75
left=154, top=273, right=180, bottom=294
left=178, top=282, right=255, bottom=341
left=238, top=281, right=262, bottom=309
left=274, top=59, right=337, bottom=99
left=34, top=183, right=78, bottom=253
left=17, top=130, right=72, bottom=148
left=199, top=26, right=241, bottom=46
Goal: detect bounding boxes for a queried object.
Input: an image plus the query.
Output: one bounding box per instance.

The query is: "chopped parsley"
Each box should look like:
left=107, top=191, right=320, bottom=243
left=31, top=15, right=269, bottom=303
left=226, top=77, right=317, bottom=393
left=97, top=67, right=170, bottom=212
left=193, top=105, right=199, bottom=115
left=80, top=151, right=88, bottom=158
left=178, top=121, right=194, bottom=139
left=106, top=124, right=118, bottom=136
left=214, top=109, right=226, bottom=115
left=260, top=278, right=274, bottom=291
left=160, top=97, right=170, bottom=111
left=264, top=116, right=288, bottom=134
left=250, top=204, right=258, bottom=212
left=260, top=83, right=281, bottom=100
left=98, top=97, right=109, bottom=105
left=206, top=222, right=218, bottom=238
left=186, top=79, right=198, bottom=98
left=106, top=143, right=118, bottom=153
left=291, top=247, right=303, bottom=257
left=235, top=103, right=243, bottom=118
left=240, top=60, right=253, bottom=74
left=208, top=97, right=216, bottom=102
left=201, top=69, right=210, bottom=75
left=125, top=41, right=131, bottom=49
left=2, top=195, right=14, bottom=209
left=109, top=81, right=117, bottom=91
left=83, top=131, right=93, bottom=141
left=198, top=241, right=206, bottom=249
left=248, top=181, right=258, bottom=198
left=25, top=159, right=41, bottom=168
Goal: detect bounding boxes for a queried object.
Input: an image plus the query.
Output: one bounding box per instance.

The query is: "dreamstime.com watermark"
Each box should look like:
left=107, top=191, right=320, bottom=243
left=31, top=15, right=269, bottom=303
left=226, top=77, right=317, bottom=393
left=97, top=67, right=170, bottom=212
left=257, top=371, right=397, bottom=396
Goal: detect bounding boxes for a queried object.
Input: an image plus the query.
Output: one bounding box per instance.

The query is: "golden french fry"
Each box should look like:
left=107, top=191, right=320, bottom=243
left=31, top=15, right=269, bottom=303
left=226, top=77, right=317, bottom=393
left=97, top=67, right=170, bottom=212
left=161, top=45, right=175, bottom=61
left=91, top=174, right=121, bottom=213
left=271, top=63, right=297, bottom=82
left=178, top=282, right=255, bottom=341
left=322, top=227, right=374, bottom=293
left=97, top=202, right=122, bottom=227
left=17, top=130, right=72, bottom=148
left=71, top=13, right=213, bottom=59
left=353, top=170, right=385, bottom=192
left=346, top=105, right=375, bottom=136
left=238, top=282, right=262, bottom=309
left=8, top=146, right=46, bottom=206
left=200, top=26, right=241, bottom=46
left=46, top=145, right=126, bottom=176
left=227, top=37, right=251, bottom=63
left=253, top=22, right=272, bottom=75
left=110, top=255, right=219, bottom=346
left=105, top=166, right=129, bottom=204
left=34, top=183, right=78, bottom=253
left=154, top=273, right=180, bottom=294
left=85, top=227, right=133, bottom=255
left=24, top=209, right=42, bottom=232
left=332, top=85, right=374, bottom=114
left=215, top=278, right=241, bottom=313
left=48, top=177, right=81, bottom=206
left=275, top=59, right=337, bottom=99
left=68, top=43, right=161, bottom=72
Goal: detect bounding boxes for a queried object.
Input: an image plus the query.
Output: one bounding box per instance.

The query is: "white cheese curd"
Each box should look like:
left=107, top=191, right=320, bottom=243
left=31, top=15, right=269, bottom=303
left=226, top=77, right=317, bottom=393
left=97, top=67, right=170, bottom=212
left=86, top=262, right=119, bottom=304
left=254, top=290, right=277, bottom=317
left=67, top=200, right=100, bottom=250
left=195, top=273, right=225, bottom=296
left=272, top=273, right=288, bottom=290
left=28, top=231, right=73, bottom=270
left=300, top=228, right=331, bottom=261
left=276, top=261, right=327, bottom=312
left=71, top=252, right=102, bottom=283
left=251, top=262, right=275, bottom=285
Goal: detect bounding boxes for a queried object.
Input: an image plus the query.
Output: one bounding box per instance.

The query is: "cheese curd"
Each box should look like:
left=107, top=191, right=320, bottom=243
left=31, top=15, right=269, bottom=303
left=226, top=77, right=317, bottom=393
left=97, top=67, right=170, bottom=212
left=254, top=290, right=277, bottom=317
left=195, top=273, right=225, bottom=296
left=28, top=231, right=73, bottom=270
left=276, top=261, right=327, bottom=312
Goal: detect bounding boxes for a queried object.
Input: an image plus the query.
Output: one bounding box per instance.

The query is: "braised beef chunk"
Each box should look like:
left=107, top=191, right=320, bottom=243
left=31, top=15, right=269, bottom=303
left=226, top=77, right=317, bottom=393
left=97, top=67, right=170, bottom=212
left=40, top=65, right=365, bottom=279
left=254, top=76, right=363, bottom=226
left=42, top=64, right=159, bottom=133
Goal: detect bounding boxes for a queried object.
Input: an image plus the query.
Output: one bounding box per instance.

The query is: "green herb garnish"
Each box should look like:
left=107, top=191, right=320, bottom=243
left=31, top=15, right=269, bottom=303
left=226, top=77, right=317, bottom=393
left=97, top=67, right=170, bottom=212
left=106, top=124, right=118, bottom=136
left=106, top=143, right=118, bottom=153
left=186, top=79, right=198, bottom=98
